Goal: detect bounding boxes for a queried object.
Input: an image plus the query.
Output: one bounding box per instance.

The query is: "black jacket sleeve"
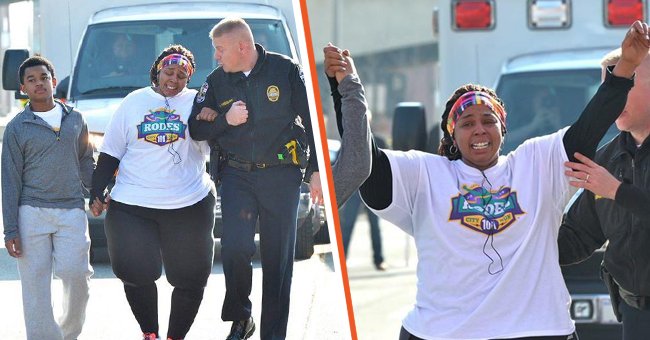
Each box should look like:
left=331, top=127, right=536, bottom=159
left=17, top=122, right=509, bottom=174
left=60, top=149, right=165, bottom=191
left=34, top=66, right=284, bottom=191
left=291, top=64, right=319, bottom=181
left=90, top=152, right=120, bottom=206
left=563, top=66, right=634, bottom=161
left=615, top=183, right=650, bottom=219
left=328, top=75, right=393, bottom=209
left=188, top=77, right=230, bottom=141
left=558, top=190, right=607, bottom=265
left=327, top=76, right=344, bottom=136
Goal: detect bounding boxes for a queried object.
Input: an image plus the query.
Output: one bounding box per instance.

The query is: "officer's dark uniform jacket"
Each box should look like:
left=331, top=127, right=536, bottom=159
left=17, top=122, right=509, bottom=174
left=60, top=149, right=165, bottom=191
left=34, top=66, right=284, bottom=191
left=559, top=131, right=650, bottom=300
left=189, top=44, right=318, bottom=179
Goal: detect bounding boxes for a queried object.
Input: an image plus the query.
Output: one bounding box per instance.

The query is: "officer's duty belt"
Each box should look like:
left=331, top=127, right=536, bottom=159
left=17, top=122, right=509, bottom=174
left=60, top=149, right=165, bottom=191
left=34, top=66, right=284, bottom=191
left=226, top=155, right=283, bottom=171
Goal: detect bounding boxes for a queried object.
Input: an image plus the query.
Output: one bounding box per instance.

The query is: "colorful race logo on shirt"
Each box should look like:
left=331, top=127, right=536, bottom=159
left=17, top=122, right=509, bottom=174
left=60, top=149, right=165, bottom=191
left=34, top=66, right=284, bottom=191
left=137, top=107, right=186, bottom=146
left=449, top=185, right=525, bottom=235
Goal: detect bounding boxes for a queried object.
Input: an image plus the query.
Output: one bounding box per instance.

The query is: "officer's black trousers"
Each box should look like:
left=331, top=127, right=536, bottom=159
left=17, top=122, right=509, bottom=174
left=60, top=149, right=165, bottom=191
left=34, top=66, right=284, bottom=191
left=619, top=298, right=650, bottom=340
left=104, top=193, right=215, bottom=339
left=220, top=165, right=302, bottom=340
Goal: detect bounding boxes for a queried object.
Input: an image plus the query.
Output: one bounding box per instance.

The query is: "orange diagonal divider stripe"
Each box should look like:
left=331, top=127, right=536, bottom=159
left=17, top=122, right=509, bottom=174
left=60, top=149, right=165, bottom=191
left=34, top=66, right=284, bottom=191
left=298, top=0, right=358, bottom=339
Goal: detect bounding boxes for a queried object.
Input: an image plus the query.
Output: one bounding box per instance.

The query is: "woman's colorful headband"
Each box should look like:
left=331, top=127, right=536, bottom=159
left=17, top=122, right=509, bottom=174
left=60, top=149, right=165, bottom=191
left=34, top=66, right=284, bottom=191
left=446, top=91, right=507, bottom=135
left=156, top=53, right=194, bottom=78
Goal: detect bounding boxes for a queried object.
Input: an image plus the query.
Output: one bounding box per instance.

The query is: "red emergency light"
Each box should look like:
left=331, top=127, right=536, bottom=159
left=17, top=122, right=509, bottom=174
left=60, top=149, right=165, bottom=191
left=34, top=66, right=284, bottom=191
left=452, top=0, right=495, bottom=30
left=605, top=0, right=646, bottom=27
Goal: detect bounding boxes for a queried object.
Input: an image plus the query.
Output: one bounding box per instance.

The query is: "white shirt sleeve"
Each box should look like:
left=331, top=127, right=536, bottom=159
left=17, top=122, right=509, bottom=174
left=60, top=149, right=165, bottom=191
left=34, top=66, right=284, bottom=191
left=365, top=150, right=432, bottom=236
left=510, top=127, right=575, bottom=211
left=99, top=95, right=131, bottom=160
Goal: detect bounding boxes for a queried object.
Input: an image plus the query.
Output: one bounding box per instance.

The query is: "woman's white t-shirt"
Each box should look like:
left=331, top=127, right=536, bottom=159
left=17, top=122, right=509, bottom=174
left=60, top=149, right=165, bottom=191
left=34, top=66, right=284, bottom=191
left=367, top=129, right=577, bottom=340
left=100, top=87, right=212, bottom=209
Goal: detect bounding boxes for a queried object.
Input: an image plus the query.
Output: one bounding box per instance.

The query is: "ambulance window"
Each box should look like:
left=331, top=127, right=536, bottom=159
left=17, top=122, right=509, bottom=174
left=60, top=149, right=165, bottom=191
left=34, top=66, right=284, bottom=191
left=496, top=69, right=618, bottom=153
left=72, top=19, right=293, bottom=99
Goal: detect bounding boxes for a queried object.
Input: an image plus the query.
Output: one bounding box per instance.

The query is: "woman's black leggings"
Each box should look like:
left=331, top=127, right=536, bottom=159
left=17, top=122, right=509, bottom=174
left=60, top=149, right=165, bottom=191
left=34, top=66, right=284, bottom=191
left=399, top=327, right=579, bottom=340
left=105, top=193, right=215, bottom=339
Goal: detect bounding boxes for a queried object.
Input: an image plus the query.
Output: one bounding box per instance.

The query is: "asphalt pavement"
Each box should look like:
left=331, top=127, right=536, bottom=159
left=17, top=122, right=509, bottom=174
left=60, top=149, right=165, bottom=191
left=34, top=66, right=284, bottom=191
left=0, top=242, right=351, bottom=339
left=0, top=136, right=353, bottom=339
left=344, top=214, right=418, bottom=340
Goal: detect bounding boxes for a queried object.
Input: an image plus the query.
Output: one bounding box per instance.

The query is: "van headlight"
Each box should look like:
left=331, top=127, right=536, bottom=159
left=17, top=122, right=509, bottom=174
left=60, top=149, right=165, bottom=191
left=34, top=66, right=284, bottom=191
left=88, top=133, right=104, bottom=151
left=570, top=295, right=620, bottom=324
left=571, top=300, right=593, bottom=320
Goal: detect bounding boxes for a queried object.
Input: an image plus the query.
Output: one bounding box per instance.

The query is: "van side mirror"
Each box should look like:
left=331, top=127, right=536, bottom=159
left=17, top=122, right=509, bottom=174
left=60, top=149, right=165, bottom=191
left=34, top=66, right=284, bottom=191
left=2, top=49, right=29, bottom=92
left=55, top=76, right=69, bottom=100
left=392, top=102, right=427, bottom=151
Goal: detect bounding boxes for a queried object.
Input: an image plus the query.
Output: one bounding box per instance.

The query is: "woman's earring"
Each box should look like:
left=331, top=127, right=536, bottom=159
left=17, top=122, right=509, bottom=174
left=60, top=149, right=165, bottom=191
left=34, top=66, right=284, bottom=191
left=450, top=143, right=458, bottom=154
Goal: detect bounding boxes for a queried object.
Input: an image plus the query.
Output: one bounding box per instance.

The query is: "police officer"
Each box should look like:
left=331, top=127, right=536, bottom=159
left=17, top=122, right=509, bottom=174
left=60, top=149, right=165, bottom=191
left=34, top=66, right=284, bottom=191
left=559, top=47, right=650, bottom=340
left=188, top=17, right=321, bottom=340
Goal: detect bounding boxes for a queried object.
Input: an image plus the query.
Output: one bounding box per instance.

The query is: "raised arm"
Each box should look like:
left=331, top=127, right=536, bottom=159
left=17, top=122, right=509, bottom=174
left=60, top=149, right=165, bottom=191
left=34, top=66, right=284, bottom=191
left=324, top=45, right=372, bottom=206
left=563, top=21, right=650, bottom=161
left=324, top=44, right=392, bottom=209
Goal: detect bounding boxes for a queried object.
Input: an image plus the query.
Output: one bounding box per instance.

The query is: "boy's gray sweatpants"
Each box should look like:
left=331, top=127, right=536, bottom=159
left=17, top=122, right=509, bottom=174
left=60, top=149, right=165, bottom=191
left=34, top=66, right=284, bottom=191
left=17, top=206, right=93, bottom=340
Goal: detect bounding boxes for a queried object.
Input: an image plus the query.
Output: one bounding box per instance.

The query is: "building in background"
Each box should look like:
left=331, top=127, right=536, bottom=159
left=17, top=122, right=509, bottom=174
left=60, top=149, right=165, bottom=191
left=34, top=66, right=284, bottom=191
left=307, top=0, right=438, bottom=144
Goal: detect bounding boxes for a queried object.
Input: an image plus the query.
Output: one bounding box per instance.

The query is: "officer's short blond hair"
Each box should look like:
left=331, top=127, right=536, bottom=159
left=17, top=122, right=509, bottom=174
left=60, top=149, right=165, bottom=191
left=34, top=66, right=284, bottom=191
left=601, top=48, right=622, bottom=68
left=210, top=17, right=253, bottom=41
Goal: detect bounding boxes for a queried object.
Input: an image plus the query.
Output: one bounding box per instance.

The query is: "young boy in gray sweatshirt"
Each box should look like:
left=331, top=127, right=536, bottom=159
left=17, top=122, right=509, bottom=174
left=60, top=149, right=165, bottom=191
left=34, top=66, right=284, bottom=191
left=2, top=56, right=94, bottom=340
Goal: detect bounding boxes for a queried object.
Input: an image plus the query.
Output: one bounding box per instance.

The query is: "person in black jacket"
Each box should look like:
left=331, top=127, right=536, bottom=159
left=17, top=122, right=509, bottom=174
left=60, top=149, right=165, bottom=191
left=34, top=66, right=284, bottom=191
left=188, top=17, right=320, bottom=340
left=559, top=47, right=650, bottom=340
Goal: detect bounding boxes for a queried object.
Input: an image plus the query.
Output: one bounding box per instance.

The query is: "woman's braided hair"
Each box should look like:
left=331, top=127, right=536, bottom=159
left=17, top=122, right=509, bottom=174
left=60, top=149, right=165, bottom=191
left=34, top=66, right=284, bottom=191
left=149, top=44, right=196, bottom=86
left=437, top=84, right=506, bottom=160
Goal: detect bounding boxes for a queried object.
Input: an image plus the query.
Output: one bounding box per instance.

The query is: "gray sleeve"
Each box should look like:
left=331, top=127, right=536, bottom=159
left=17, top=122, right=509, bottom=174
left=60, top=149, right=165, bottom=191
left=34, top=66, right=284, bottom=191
left=333, top=74, right=372, bottom=207
left=1, top=125, right=23, bottom=241
left=78, top=116, right=95, bottom=191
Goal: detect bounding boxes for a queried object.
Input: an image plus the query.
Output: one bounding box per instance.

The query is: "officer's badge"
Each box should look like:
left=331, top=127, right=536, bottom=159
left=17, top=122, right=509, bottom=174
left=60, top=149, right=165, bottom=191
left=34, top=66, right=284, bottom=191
left=267, top=85, right=280, bottom=102
left=196, top=82, right=209, bottom=103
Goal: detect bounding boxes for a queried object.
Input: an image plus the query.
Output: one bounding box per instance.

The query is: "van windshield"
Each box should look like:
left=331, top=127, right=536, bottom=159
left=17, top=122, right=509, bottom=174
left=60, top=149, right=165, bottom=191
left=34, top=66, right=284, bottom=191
left=71, top=19, right=292, bottom=98
left=496, top=69, right=619, bottom=153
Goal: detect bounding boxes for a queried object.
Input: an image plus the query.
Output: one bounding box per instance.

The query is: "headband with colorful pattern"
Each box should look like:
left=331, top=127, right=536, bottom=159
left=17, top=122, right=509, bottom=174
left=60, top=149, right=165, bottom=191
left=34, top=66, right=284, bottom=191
left=446, top=91, right=507, bottom=136
left=156, top=53, right=194, bottom=78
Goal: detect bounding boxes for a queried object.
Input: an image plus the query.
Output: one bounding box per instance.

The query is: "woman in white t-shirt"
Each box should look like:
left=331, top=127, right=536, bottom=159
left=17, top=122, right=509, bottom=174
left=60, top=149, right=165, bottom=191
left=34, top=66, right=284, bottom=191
left=89, top=45, right=215, bottom=340
left=332, top=22, right=650, bottom=340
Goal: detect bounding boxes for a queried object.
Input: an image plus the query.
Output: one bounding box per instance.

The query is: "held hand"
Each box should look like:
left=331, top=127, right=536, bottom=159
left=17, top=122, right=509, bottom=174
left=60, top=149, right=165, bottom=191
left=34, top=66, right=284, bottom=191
left=615, top=20, right=650, bottom=78
left=225, top=101, right=248, bottom=126
left=196, top=107, right=218, bottom=122
left=5, top=238, right=22, bottom=258
left=336, top=49, right=357, bottom=83
left=564, top=152, right=621, bottom=200
left=324, top=43, right=348, bottom=80
left=90, top=195, right=111, bottom=217
left=309, top=172, right=324, bottom=205
left=90, top=197, right=103, bottom=217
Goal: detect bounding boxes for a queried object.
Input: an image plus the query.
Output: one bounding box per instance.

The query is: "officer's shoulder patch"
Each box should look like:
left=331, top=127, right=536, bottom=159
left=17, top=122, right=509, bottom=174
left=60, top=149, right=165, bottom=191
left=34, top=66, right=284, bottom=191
left=219, top=98, right=234, bottom=108
left=298, top=64, right=305, bottom=84
left=196, top=82, right=209, bottom=103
